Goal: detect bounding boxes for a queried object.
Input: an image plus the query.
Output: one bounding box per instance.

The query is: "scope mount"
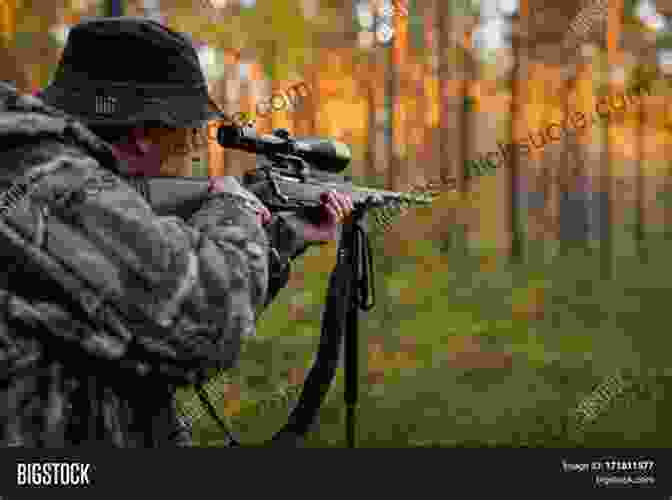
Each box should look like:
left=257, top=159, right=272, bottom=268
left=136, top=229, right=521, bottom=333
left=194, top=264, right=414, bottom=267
left=261, top=150, right=312, bottom=182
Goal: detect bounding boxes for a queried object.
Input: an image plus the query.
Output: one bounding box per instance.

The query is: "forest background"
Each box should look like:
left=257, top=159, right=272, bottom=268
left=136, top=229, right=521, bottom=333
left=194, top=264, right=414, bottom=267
left=2, top=0, right=672, bottom=447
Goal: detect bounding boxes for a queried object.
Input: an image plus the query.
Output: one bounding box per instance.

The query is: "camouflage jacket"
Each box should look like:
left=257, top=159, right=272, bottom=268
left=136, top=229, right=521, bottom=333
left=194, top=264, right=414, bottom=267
left=0, top=83, right=308, bottom=447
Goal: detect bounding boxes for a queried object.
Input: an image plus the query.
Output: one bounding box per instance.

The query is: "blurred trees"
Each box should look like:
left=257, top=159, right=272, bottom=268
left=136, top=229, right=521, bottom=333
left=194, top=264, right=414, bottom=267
left=4, top=0, right=671, bottom=258
left=0, top=0, right=30, bottom=92
left=4, top=0, right=672, bottom=449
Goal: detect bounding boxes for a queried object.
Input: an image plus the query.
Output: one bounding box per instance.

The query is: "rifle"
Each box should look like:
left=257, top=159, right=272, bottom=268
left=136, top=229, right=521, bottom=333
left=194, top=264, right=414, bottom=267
left=135, top=125, right=436, bottom=447
left=128, top=125, right=434, bottom=230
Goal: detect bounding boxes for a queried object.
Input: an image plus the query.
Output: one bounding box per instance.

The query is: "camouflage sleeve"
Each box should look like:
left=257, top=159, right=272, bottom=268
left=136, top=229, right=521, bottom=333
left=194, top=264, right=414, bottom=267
left=5, top=139, right=270, bottom=376
left=230, top=173, right=315, bottom=307
left=186, top=190, right=270, bottom=321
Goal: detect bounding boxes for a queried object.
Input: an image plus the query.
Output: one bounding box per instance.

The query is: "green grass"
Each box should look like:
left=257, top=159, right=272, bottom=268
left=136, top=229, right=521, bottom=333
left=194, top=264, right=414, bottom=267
left=181, top=232, right=672, bottom=447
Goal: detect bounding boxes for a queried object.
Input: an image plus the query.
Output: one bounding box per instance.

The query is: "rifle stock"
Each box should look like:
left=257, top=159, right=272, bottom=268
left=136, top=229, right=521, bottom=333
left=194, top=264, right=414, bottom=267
left=125, top=176, right=211, bottom=217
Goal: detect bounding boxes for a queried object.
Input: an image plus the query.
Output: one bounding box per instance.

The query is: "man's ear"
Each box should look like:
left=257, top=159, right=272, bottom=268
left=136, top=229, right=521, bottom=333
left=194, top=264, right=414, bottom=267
left=131, top=126, right=152, bottom=154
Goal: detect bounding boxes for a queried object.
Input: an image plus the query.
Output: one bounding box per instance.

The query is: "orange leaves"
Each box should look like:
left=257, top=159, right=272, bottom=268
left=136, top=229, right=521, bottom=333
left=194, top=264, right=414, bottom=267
left=511, top=284, right=547, bottom=321
left=287, top=301, right=306, bottom=321
left=286, top=290, right=311, bottom=322
left=399, top=335, right=417, bottom=355
left=369, top=332, right=514, bottom=373
left=287, top=367, right=306, bottom=386
left=221, top=383, right=242, bottom=417
left=367, top=336, right=386, bottom=385
left=444, top=335, right=513, bottom=370
left=286, top=269, right=305, bottom=289
left=366, top=335, right=418, bottom=385
left=300, top=241, right=338, bottom=274
left=445, top=334, right=480, bottom=360
left=479, top=254, right=499, bottom=273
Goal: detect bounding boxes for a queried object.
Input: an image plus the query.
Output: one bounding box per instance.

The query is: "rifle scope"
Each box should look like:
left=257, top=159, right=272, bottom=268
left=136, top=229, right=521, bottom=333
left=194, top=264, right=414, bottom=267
left=217, top=125, right=351, bottom=173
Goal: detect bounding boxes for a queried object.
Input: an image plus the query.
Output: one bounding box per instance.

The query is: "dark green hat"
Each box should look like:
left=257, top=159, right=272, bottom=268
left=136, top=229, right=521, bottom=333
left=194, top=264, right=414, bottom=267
left=38, top=17, right=225, bottom=128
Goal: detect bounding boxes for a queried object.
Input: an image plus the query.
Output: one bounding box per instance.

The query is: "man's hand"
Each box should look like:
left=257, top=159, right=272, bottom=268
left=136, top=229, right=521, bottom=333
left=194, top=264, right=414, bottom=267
left=261, top=190, right=353, bottom=243
left=301, top=190, right=354, bottom=242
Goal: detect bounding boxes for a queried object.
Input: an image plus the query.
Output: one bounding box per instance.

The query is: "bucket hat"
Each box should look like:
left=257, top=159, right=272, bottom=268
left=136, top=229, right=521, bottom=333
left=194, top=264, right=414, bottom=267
left=38, top=17, right=225, bottom=128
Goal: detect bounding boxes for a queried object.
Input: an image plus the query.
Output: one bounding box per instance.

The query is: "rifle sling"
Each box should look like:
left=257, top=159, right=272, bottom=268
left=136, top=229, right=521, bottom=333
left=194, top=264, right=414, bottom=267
left=195, top=207, right=374, bottom=447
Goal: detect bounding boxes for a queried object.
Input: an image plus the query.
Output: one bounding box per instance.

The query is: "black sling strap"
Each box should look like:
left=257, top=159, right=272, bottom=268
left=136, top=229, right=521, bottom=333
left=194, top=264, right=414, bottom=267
left=196, top=205, right=375, bottom=448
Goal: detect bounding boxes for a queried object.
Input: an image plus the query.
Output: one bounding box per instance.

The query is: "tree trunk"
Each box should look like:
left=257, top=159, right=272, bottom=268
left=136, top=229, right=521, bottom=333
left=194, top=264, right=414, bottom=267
left=385, top=26, right=399, bottom=190
left=436, top=0, right=469, bottom=252
left=509, top=11, right=524, bottom=263
left=0, top=44, right=30, bottom=93
left=104, top=0, right=125, bottom=16
left=596, top=48, right=613, bottom=280
left=365, top=73, right=377, bottom=183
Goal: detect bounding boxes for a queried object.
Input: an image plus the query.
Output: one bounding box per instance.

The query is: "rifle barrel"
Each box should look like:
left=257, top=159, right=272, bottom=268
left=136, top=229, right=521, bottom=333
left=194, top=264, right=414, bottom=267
left=271, top=176, right=433, bottom=208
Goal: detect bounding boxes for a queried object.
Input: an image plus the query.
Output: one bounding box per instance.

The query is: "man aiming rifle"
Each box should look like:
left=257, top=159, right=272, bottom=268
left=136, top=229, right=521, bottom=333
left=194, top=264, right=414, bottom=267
left=0, top=16, right=435, bottom=447
left=0, top=17, right=353, bottom=447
